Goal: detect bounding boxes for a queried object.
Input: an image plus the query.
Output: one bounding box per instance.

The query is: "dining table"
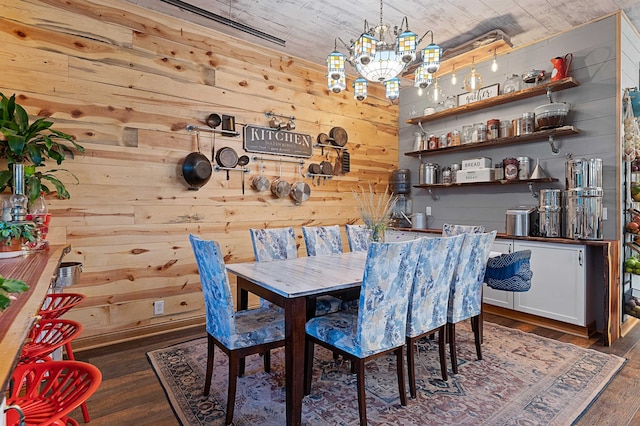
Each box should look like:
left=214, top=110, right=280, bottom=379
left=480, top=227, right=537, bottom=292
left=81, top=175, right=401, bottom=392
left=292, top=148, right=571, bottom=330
left=226, top=247, right=502, bottom=426
left=226, top=251, right=368, bottom=426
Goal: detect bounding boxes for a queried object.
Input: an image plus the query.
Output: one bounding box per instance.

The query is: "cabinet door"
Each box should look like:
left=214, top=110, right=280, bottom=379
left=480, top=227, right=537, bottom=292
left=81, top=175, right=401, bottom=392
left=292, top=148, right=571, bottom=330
left=483, top=239, right=514, bottom=308
left=513, top=241, right=586, bottom=326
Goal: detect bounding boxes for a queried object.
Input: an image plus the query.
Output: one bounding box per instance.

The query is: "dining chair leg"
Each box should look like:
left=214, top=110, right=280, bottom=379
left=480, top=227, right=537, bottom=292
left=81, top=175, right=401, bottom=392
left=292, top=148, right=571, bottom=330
left=304, top=339, right=315, bottom=396
left=472, top=315, right=483, bottom=360
left=395, top=346, right=407, bottom=407
left=406, top=337, right=417, bottom=399
left=355, top=358, right=367, bottom=426
left=263, top=350, right=271, bottom=373
left=227, top=353, right=239, bottom=425
left=438, top=326, right=448, bottom=381
left=204, top=334, right=215, bottom=396
left=448, top=323, right=458, bottom=374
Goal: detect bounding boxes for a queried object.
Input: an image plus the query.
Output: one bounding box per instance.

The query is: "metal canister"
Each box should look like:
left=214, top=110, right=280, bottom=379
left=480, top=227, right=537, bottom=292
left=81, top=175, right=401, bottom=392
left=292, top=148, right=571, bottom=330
left=503, top=157, right=519, bottom=181
left=419, top=162, right=439, bottom=184
left=512, top=118, right=522, bottom=136
left=517, top=156, right=530, bottom=180
left=522, top=112, right=536, bottom=134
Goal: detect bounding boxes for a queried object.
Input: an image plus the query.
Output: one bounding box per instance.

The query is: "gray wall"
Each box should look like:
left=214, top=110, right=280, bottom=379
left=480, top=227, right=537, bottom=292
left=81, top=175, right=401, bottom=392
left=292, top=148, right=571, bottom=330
left=398, top=15, right=619, bottom=239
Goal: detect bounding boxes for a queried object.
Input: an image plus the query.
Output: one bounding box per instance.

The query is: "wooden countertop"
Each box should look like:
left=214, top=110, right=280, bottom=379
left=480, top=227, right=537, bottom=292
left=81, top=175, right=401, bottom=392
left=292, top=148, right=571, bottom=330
left=0, top=245, right=70, bottom=391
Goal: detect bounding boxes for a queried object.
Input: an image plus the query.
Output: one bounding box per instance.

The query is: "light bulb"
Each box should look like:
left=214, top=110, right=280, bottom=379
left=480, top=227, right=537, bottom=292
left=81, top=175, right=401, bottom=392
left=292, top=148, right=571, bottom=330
left=491, top=49, right=498, bottom=72
left=451, top=65, right=457, bottom=85
left=463, top=58, right=483, bottom=92
left=425, top=77, right=445, bottom=104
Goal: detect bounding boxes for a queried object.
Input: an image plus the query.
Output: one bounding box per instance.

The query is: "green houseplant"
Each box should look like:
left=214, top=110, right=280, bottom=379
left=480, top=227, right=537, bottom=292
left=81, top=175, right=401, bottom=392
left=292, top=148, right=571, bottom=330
left=0, top=92, right=85, bottom=204
left=0, top=275, right=28, bottom=311
left=0, top=221, right=36, bottom=250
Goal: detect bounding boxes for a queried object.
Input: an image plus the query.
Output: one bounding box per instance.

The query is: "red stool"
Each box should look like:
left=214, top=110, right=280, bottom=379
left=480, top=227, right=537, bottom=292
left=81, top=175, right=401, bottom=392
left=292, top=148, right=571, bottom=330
left=5, top=360, right=101, bottom=426
left=39, top=293, right=85, bottom=320
left=19, top=318, right=91, bottom=423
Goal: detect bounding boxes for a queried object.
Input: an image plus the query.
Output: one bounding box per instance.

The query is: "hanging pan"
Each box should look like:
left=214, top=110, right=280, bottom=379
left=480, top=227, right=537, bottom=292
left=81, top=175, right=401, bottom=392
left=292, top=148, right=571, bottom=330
left=215, top=146, right=238, bottom=180
left=329, top=126, right=348, bottom=147
left=290, top=164, right=310, bottom=205
left=182, top=131, right=212, bottom=191
left=252, top=158, right=270, bottom=192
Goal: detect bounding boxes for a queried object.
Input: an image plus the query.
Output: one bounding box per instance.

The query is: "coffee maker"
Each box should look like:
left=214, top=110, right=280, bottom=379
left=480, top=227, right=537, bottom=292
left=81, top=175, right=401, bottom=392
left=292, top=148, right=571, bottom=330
left=390, top=169, right=412, bottom=228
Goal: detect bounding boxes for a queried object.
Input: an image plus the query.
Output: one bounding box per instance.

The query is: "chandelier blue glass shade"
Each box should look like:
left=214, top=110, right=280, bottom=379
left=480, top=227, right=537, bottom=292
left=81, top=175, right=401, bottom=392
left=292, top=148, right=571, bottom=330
left=326, top=0, right=441, bottom=101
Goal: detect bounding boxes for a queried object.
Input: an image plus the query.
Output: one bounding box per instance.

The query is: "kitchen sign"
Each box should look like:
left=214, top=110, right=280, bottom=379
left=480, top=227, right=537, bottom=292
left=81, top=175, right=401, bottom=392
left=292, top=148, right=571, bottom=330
left=457, top=84, right=500, bottom=106
left=244, top=125, right=313, bottom=158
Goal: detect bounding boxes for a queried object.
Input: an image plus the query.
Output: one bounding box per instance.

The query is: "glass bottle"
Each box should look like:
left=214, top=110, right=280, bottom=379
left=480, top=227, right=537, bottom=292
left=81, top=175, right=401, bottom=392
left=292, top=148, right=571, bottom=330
left=28, top=192, right=50, bottom=240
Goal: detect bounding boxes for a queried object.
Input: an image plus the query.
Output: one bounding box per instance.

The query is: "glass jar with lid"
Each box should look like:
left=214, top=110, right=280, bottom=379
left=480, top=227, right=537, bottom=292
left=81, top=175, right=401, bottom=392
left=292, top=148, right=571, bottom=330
left=444, top=95, right=457, bottom=109
left=502, top=74, right=523, bottom=94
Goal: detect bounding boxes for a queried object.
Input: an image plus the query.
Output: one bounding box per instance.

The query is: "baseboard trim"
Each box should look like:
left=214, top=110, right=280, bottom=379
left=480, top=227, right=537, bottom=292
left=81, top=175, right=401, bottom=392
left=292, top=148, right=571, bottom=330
left=484, top=304, right=597, bottom=339
left=72, top=316, right=207, bottom=352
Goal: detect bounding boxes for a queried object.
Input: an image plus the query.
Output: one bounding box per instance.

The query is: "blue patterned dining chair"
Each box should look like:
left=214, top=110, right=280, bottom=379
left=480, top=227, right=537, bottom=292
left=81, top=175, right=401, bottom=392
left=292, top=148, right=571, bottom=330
left=251, top=227, right=343, bottom=317
left=447, top=231, right=497, bottom=374
left=406, top=234, right=464, bottom=395
left=302, top=225, right=343, bottom=256
left=189, top=234, right=285, bottom=426
left=305, top=238, right=424, bottom=426
left=345, top=224, right=372, bottom=252
left=442, top=223, right=486, bottom=237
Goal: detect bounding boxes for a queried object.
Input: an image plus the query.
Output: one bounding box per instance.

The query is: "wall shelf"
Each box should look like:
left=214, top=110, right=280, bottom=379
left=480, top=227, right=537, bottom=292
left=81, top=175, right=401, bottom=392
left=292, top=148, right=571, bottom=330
left=414, top=177, right=558, bottom=189
left=406, top=77, right=580, bottom=125
left=405, top=126, right=580, bottom=158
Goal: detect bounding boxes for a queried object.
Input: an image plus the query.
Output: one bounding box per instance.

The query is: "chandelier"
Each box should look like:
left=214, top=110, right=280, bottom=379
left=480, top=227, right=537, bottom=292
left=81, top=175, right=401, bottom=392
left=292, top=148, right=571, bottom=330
left=326, top=0, right=442, bottom=102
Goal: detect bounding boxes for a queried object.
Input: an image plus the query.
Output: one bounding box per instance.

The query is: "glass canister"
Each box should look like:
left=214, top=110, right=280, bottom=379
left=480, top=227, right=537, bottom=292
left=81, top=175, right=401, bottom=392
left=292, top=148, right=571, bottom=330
left=494, top=163, right=504, bottom=180
left=487, top=119, right=500, bottom=140
left=522, top=112, right=536, bottom=134
left=444, top=95, right=457, bottom=109
left=441, top=167, right=452, bottom=184
left=439, top=134, right=448, bottom=149
left=474, top=123, right=488, bottom=142
left=512, top=117, right=522, bottom=136
left=500, top=120, right=513, bottom=138
left=451, top=163, right=461, bottom=183
left=502, top=74, right=523, bottom=94
left=428, top=134, right=438, bottom=150
left=451, top=130, right=461, bottom=146
left=503, top=157, right=519, bottom=181
left=517, top=156, right=531, bottom=180
left=461, top=125, right=474, bottom=144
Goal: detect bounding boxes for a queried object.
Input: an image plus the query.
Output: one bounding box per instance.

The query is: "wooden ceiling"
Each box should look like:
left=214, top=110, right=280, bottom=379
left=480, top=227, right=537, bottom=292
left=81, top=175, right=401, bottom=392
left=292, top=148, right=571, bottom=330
left=130, top=0, right=640, bottom=73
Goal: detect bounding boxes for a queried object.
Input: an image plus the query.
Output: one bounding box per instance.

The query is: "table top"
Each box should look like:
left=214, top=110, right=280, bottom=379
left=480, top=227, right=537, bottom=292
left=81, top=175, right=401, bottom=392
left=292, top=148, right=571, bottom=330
left=226, top=251, right=368, bottom=299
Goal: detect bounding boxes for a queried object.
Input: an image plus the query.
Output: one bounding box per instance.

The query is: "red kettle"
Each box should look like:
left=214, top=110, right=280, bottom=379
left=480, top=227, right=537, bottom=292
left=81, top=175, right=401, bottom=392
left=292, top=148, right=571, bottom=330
left=551, top=53, right=573, bottom=81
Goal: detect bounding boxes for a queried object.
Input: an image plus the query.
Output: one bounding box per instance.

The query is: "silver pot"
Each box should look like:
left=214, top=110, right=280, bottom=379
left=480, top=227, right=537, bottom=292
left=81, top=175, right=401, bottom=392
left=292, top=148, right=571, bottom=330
left=290, top=181, right=310, bottom=205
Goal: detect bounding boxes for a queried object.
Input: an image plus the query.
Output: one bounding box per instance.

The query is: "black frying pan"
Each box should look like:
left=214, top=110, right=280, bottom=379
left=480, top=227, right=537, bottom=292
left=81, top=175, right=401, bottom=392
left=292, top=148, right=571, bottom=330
left=182, top=132, right=212, bottom=190
left=216, top=147, right=239, bottom=180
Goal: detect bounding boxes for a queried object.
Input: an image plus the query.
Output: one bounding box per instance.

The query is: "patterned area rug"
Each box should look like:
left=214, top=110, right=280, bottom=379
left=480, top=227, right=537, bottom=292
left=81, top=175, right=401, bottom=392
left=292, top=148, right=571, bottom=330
left=147, top=322, right=624, bottom=425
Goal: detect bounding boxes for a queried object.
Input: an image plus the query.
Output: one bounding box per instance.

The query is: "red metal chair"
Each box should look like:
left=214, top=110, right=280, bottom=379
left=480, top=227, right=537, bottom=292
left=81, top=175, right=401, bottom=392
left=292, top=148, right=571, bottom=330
left=19, top=318, right=91, bottom=423
left=39, top=293, right=85, bottom=320
left=5, top=360, right=101, bottom=426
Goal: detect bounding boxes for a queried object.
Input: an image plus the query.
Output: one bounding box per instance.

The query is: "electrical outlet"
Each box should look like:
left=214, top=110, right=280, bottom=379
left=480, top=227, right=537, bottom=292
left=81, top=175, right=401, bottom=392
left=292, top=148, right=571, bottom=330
left=603, top=207, right=607, bottom=220
left=153, top=300, right=164, bottom=315
left=425, top=206, right=432, bottom=216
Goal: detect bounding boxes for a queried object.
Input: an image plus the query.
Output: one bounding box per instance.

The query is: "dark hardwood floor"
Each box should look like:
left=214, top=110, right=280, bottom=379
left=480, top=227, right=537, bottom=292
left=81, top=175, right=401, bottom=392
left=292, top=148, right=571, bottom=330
left=66, top=314, right=640, bottom=425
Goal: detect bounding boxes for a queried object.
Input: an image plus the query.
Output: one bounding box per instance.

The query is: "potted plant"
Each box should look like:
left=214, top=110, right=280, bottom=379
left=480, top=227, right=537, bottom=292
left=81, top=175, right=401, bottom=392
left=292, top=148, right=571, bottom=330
left=0, top=221, right=35, bottom=251
left=0, top=92, right=85, bottom=204
left=0, top=275, right=28, bottom=311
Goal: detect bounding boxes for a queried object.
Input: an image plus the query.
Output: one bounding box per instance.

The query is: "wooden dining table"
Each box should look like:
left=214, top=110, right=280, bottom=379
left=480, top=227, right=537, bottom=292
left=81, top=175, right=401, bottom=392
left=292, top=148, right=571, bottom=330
left=226, top=251, right=368, bottom=426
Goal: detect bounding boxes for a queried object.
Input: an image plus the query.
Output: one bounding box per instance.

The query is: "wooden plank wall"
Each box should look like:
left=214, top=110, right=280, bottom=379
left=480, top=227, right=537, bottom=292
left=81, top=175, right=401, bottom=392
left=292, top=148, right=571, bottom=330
left=0, top=0, right=399, bottom=346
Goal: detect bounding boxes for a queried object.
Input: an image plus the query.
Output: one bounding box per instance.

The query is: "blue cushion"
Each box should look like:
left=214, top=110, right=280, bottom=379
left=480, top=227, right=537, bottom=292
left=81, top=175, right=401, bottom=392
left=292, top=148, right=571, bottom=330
left=485, top=250, right=533, bottom=292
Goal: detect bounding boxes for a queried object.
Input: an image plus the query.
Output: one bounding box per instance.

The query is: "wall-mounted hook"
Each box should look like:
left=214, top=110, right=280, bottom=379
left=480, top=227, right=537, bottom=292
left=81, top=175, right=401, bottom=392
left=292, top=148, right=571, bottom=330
left=548, top=135, right=560, bottom=155
left=528, top=182, right=539, bottom=199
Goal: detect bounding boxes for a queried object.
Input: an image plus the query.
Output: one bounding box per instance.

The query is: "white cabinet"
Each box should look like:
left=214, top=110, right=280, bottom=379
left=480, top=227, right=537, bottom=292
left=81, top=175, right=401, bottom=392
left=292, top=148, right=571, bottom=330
left=513, top=240, right=586, bottom=326
left=482, top=240, right=515, bottom=309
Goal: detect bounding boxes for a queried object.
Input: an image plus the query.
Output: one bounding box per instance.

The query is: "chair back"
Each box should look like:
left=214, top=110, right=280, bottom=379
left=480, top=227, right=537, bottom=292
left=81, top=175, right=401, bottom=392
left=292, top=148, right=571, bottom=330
left=406, top=235, right=465, bottom=337
left=250, top=227, right=297, bottom=261
left=302, top=225, right=343, bottom=256
left=39, top=293, right=86, bottom=320
left=442, top=223, right=485, bottom=237
left=447, top=231, right=497, bottom=323
left=20, top=319, right=83, bottom=364
left=345, top=224, right=372, bottom=252
left=7, top=360, right=101, bottom=424
left=356, top=238, right=424, bottom=355
left=189, top=234, right=237, bottom=345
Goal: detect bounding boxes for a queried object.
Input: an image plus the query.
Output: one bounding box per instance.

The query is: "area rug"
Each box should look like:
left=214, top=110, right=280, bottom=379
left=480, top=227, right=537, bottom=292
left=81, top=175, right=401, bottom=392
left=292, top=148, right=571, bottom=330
left=147, top=322, right=625, bottom=426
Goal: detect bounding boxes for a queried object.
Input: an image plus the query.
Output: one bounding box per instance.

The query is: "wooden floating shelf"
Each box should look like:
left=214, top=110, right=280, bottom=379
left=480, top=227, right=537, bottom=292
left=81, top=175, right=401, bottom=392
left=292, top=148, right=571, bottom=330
left=405, top=126, right=579, bottom=157
left=413, top=177, right=559, bottom=189
left=406, top=77, right=580, bottom=125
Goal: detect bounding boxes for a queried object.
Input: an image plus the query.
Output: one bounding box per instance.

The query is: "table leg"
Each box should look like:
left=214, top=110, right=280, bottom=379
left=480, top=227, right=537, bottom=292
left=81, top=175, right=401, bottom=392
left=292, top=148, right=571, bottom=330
left=285, top=297, right=306, bottom=426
